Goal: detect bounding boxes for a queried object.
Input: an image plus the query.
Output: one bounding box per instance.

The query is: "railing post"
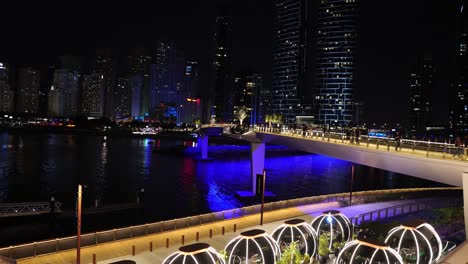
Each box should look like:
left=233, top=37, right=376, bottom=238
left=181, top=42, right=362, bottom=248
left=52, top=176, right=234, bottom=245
left=376, top=139, right=379, bottom=149
left=367, top=137, right=369, bottom=148
left=427, top=140, right=430, bottom=157
left=387, top=139, right=390, bottom=151
left=412, top=140, right=415, bottom=152
left=443, top=141, right=446, bottom=159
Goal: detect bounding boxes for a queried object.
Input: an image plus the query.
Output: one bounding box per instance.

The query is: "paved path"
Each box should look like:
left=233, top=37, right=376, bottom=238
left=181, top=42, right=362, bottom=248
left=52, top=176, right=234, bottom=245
left=17, top=198, right=441, bottom=264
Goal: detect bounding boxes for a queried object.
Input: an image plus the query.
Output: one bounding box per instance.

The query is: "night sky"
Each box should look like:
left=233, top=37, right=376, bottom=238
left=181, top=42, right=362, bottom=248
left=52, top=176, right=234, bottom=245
left=0, top=1, right=460, bottom=125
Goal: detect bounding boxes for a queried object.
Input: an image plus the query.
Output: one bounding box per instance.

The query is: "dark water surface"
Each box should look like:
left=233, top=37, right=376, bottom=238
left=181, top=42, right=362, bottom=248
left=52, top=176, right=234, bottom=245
left=0, top=133, right=447, bottom=245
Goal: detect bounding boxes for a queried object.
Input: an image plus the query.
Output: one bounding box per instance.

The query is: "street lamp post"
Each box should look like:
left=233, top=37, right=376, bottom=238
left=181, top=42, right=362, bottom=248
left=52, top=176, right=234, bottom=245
left=77, top=184, right=82, bottom=264
left=350, top=164, right=355, bottom=206
left=260, top=169, right=266, bottom=226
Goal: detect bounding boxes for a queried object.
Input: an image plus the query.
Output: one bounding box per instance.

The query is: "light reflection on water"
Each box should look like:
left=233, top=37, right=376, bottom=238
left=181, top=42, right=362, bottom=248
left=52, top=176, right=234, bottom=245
left=0, top=133, right=446, bottom=221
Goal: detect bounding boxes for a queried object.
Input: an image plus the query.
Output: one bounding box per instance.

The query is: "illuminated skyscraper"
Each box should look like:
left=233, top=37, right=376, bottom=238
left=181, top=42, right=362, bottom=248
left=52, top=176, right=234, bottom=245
left=212, top=15, right=233, bottom=123
left=114, top=77, right=132, bottom=120
left=179, top=61, right=200, bottom=123
left=48, top=69, right=80, bottom=117
left=81, top=74, right=105, bottom=118
left=233, top=73, right=263, bottom=125
left=128, top=47, right=151, bottom=117
left=90, top=50, right=115, bottom=118
left=453, top=1, right=468, bottom=130
left=272, top=0, right=309, bottom=124
left=16, top=67, right=40, bottom=114
left=316, top=0, right=358, bottom=126
left=0, top=63, right=14, bottom=113
left=409, top=58, right=433, bottom=131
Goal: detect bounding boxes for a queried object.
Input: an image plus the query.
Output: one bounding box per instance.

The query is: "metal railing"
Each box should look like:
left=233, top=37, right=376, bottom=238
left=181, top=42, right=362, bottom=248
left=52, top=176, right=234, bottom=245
left=350, top=198, right=460, bottom=226
left=0, top=201, right=62, bottom=218
left=253, top=126, right=465, bottom=160
left=0, top=187, right=460, bottom=260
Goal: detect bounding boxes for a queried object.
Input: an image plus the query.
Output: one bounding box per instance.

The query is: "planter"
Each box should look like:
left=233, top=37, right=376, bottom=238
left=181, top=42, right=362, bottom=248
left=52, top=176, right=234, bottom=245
left=319, top=255, right=328, bottom=264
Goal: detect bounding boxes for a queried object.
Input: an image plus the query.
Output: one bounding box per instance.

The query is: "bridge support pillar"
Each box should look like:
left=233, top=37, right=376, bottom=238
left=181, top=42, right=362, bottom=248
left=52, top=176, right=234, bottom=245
left=463, top=171, right=468, bottom=239
left=250, top=142, right=265, bottom=194
left=195, top=135, right=212, bottom=161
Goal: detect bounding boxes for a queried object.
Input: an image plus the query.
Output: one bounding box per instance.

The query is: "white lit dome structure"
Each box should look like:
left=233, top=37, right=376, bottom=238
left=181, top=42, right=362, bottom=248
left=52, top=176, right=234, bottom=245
left=311, top=210, right=352, bottom=249
left=336, top=238, right=403, bottom=264
left=385, top=219, right=443, bottom=264
left=224, top=229, right=281, bottom=264
left=271, top=219, right=318, bottom=257
left=162, top=243, right=226, bottom=264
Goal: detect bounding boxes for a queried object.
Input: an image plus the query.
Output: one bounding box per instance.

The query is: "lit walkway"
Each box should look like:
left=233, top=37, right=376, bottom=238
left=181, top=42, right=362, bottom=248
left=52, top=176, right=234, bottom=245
left=250, top=129, right=465, bottom=163
left=18, top=199, right=442, bottom=264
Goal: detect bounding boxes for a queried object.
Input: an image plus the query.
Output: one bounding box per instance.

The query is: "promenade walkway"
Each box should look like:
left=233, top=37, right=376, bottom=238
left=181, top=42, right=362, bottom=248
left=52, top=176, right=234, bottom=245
left=18, top=198, right=443, bottom=264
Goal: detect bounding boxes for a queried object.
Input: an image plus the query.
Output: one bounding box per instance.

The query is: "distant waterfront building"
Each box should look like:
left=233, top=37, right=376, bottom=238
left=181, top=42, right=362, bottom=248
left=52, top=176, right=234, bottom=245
left=272, top=0, right=309, bottom=124
left=81, top=74, right=105, bottom=118
left=16, top=67, right=40, bottom=114
left=258, top=86, right=272, bottom=125
left=232, top=73, right=263, bottom=125
left=453, top=2, right=468, bottom=131
left=150, top=41, right=186, bottom=123
left=179, top=61, right=200, bottom=123
left=212, top=15, right=233, bottom=123
left=0, top=63, right=14, bottom=113
left=48, top=69, right=80, bottom=117
left=130, top=74, right=143, bottom=119
left=90, top=50, right=115, bottom=118
left=409, top=58, right=434, bottom=131
left=128, top=47, right=151, bottom=117
left=114, top=77, right=132, bottom=120
left=316, top=0, right=358, bottom=126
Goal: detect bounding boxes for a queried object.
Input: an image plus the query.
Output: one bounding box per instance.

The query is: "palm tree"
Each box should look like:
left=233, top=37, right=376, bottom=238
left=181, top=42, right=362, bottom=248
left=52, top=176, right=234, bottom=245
left=237, top=107, right=248, bottom=126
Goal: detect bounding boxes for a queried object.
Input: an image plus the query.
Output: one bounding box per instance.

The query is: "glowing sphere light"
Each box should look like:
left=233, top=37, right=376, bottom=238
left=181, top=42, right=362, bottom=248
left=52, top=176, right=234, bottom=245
left=385, top=219, right=443, bottom=264
left=311, top=210, right=352, bottom=249
left=162, top=243, right=226, bottom=264
left=336, top=238, right=403, bottom=264
left=225, top=229, right=280, bottom=264
left=271, top=219, right=318, bottom=257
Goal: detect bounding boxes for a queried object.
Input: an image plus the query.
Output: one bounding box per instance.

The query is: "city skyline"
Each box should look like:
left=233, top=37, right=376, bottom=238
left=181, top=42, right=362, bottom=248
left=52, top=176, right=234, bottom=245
left=0, top=0, right=462, bottom=126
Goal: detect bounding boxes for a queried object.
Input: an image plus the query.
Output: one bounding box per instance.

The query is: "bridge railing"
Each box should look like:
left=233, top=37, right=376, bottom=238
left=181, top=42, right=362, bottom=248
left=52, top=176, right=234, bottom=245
left=253, top=126, right=463, bottom=159
left=0, top=187, right=460, bottom=259
left=0, top=201, right=62, bottom=217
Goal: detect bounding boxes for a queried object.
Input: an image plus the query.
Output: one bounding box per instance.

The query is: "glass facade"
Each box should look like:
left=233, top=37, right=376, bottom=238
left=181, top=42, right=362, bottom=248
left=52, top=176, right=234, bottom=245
left=316, top=0, right=358, bottom=126
left=272, top=0, right=308, bottom=124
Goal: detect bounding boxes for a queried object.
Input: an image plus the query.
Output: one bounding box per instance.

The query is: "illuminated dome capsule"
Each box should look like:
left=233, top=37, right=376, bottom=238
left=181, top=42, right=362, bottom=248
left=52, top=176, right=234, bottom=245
left=336, top=238, right=403, bottom=264
left=162, top=243, right=226, bottom=264
left=224, top=229, right=281, bottom=264
left=311, top=210, right=352, bottom=249
left=271, top=219, right=318, bottom=257
left=385, top=219, right=443, bottom=264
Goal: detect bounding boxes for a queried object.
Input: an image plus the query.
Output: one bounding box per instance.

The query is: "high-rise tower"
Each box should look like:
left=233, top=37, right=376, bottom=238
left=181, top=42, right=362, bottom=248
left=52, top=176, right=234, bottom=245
left=212, top=14, right=233, bottom=123
left=316, top=0, right=358, bottom=126
left=272, top=0, right=309, bottom=124
left=409, top=58, right=434, bottom=131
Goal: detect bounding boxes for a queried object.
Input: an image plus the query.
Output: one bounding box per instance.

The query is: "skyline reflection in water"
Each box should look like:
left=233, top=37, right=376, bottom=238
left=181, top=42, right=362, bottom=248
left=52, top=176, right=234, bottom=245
left=0, top=133, right=446, bottom=221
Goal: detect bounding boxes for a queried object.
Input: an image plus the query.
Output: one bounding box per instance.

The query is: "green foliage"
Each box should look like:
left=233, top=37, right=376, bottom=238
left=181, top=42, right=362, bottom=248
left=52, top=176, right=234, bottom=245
left=265, top=113, right=284, bottom=126
left=318, top=234, right=330, bottom=257
left=218, top=249, right=228, bottom=261
left=276, top=241, right=310, bottom=264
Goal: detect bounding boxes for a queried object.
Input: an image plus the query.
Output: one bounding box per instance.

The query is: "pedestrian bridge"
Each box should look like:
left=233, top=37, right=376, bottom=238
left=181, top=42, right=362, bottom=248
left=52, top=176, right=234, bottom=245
left=247, top=128, right=467, bottom=187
